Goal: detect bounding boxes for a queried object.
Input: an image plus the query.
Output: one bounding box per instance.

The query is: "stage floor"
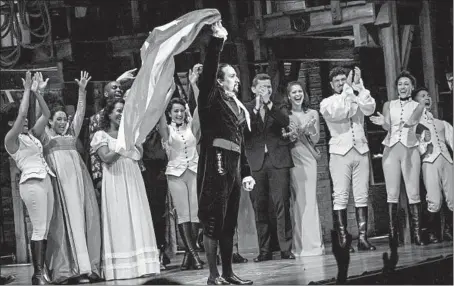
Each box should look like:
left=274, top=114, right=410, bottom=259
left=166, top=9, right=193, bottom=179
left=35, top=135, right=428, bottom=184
left=2, top=237, right=452, bottom=285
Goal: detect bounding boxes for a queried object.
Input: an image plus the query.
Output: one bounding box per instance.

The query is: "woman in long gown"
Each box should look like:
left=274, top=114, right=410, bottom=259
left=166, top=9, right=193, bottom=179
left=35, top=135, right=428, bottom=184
left=285, top=81, right=325, bottom=256
left=39, top=72, right=102, bottom=284
left=90, top=98, right=160, bottom=280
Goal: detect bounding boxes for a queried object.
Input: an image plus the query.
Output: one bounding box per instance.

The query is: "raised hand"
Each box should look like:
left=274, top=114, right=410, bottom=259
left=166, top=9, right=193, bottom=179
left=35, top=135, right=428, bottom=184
left=75, top=71, right=92, bottom=90
left=22, top=71, right=33, bottom=90
left=370, top=112, right=385, bottom=126
left=211, top=20, right=228, bottom=39
left=189, top=63, right=203, bottom=85
left=353, top=66, right=361, bottom=85
left=117, top=68, right=137, bottom=83
left=32, top=72, right=49, bottom=93
left=346, top=70, right=353, bottom=87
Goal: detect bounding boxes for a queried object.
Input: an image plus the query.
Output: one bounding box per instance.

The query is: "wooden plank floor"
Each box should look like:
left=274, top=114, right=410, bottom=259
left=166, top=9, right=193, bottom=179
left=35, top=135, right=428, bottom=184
left=2, top=238, right=452, bottom=285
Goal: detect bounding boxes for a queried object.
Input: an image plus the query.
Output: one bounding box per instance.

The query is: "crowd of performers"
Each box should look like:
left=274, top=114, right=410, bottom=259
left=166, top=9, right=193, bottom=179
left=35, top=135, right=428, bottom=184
left=1, top=20, right=453, bottom=285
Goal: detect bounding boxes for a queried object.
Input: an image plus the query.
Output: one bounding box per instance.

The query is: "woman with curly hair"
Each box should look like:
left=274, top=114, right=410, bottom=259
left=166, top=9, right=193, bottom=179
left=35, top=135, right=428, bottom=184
left=158, top=97, right=204, bottom=271
left=284, top=81, right=324, bottom=256
left=90, top=98, right=160, bottom=280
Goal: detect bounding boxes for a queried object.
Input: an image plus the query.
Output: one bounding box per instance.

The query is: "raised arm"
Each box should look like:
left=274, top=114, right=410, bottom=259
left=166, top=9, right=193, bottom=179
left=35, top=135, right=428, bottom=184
left=5, top=71, right=32, bottom=154
left=403, top=101, right=425, bottom=128
left=72, top=71, right=91, bottom=138
left=158, top=112, right=170, bottom=143
left=320, top=84, right=358, bottom=122
left=198, top=21, right=227, bottom=109
left=351, top=67, right=376, bottom=116
left=116, top=68, right=137, bottom=85
left=31, top=72, right=51, bottom=138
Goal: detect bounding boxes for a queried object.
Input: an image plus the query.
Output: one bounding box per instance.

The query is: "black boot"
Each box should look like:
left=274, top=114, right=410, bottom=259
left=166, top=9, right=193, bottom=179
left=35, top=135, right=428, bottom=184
left=427, top=211, right=441, bottom=244
left=355, top=207, right=376, bottom=251
left=204, top=235, right=229, bottom=285
left=409, top=203, right=426, bottom=246
left=333, top=209, right=355, bottom=253
left=193, top=223, right=205, bottom=252
left=0, top=275, right=15, bottom=285
left=443, top=210, right=453, bottom=241
left=179, top=223, right=204, bottom=270
left=220, top=236, right=253, bottom=285
left=388, top=203, right=399, bottom=248
left=31, top=240, right=49, bottom=285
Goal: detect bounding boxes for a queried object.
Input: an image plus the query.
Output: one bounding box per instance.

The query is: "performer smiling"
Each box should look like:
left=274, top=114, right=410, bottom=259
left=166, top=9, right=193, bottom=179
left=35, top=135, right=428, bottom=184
left=413, top=87, right=453, bottom=243
left=197, top=21, right=255, bottom=285
left=320, top=66, right=376, bottom=253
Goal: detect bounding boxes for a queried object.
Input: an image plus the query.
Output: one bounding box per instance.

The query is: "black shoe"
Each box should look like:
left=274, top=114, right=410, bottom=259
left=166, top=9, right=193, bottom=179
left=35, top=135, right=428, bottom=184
left=77, top=275, right=90, bottom=284
left=0, top=275, right=15, bottom=285
left=232, top=253, right=248, bottom=263
left=427, top=211, right=441, bottom=244
left=443, top=210, right=453, bottom=241
left=222, top=274, right=253, bottom=285
left=355, top=207, right=376, bottom=251
left=180, top=252, right=192, bottom=270
left=207, top=276, right=231, bottom=285
left=281, top=251, right=295, bottom=259
left=88, top=272, right=104, bottom=283
left=253, top=253, right=272, bottom=262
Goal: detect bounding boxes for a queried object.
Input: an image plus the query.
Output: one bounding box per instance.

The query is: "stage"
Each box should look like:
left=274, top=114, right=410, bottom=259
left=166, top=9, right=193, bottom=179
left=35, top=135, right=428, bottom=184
left=2, top=237, right=452, bottom=285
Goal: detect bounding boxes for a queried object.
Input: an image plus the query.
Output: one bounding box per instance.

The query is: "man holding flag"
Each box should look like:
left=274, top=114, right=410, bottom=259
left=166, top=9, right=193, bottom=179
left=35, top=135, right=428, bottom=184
left=196, top=21, right=255, bottom=285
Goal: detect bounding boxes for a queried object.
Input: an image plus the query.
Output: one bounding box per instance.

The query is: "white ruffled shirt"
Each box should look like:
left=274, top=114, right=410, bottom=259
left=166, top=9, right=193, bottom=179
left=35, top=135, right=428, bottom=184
left=418, top=110, right=453, bottom=163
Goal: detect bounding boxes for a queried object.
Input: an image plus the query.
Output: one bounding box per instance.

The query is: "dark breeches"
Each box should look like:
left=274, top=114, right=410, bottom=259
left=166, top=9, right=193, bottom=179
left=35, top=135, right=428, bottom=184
left=198, top=147, right=242, bottom=240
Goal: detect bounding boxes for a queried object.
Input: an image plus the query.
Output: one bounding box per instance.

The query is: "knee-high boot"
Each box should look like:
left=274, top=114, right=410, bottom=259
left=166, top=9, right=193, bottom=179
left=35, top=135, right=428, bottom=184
left=31, top=240, right=49, bottom=285
left=355, top=207, right=376, bottom=251
left=443, top=209, right=453, bottom=241
left=219, top=236, right=253, bottom=285
left=427, top=211, right=440, bottom=244
left=192, top=223, right=205, bottom=252
left=388, top=203, right=399, bottom=248
left=333, top=209, right=355, bottom=253
left=409, top=203, right=426, bottom=246
left=178, top=223, right=203, bottom=270
left=204, top=235, right=229, bottom=285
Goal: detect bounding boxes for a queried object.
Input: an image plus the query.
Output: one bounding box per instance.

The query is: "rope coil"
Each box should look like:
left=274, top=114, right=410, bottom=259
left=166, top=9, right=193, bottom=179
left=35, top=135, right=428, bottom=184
left=0, top=0, right=52, bottom=68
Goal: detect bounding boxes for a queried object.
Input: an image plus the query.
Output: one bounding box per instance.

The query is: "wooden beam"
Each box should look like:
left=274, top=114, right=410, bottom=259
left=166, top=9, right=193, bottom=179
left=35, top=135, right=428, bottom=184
left=400, top=25, right=415, bottom=70
left=251, top=0, right=265, bottom=61
left=259, top=2, right=375, bottom=38
left=374, top=2, right=390, bottom=27
left=330, top=0, right=342, bottom=25
left=419, top=0, right=439, bottom=118
left=265, top=1, right=273, bottom=15
left=131, top=0, right=140, bottom=32
left=228, top=0, right=252, bottom=102
left=353, top=24, right=368, bottom=47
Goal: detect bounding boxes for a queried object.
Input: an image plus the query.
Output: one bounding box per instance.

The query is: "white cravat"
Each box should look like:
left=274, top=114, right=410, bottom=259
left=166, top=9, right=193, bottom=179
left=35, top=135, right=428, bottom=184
left=225, top=91, right=251, bottom=131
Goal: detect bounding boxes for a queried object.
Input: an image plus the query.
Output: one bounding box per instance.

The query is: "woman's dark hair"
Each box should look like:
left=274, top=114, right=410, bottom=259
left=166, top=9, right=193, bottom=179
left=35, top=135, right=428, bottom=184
left=100, top=98, right=125, bottom=131
left=165, top=97, right=188, bottom=125
left=285, top=81, right=310, bottom=113
left=50, top=105, right=67, bottom=121
left=395, top=70, right=416, bottom=88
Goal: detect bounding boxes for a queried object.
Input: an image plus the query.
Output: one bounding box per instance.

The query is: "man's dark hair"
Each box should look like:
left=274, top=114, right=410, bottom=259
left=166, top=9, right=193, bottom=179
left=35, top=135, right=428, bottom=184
left=216, top=63, right=231, bottom=82
left=395, top=70, right=416, bottom=88
left=252, top=73, right=271, bottom=87
left=412, top=86, right=429, bottom=100
left=329, top=66, right=348, bottom=82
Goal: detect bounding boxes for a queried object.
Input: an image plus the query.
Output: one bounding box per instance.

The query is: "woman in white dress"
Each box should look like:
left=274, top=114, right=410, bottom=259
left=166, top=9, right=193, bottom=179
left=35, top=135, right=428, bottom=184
left=284, top=81, right=325, bottom=256
left=90, top=98, right=160, bottom=280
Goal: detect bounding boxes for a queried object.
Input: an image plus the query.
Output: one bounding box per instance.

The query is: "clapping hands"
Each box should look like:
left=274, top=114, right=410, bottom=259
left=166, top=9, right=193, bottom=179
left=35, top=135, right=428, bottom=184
left=31, top=72, right=49, bottom=93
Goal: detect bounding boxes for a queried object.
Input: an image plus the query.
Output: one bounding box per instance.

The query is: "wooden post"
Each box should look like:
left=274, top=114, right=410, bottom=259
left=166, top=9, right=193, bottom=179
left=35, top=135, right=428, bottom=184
left=131, top=0, right=141, bottom=32
left=9, top=158, right=28, bottom=263
left=228, top=0, right=252, bottom=102
left=330, top=0, right=342, bottom=25
left=419, top=0, right=439, bottom=118
left=400, top=25, right=415, bottom=70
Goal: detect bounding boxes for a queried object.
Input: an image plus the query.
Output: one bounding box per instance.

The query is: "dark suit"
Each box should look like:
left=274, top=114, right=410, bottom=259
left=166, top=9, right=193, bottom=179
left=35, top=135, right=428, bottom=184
left=197, top=36, right=251, bottom=240
left=244, top=100, right=293, bottom=254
